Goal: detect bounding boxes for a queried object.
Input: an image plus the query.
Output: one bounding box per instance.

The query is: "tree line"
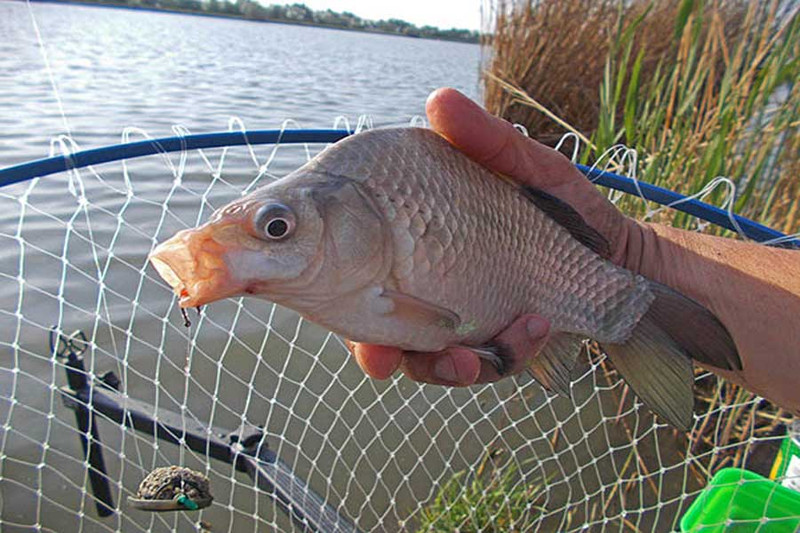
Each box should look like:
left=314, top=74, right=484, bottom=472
left=79, top=0, right=480, bottom=43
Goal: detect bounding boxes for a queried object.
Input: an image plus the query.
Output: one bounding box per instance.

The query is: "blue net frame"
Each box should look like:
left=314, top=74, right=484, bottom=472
left=0, top=128, right=796, bottom=246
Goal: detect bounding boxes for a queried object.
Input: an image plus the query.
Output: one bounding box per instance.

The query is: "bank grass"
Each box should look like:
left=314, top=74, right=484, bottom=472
left=416, top=453, right=547, bottom=532
left=420, top=0, right=799, bottom=528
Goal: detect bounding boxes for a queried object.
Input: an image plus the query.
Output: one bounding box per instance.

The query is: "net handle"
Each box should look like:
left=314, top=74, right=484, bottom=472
left=0, top=128, right=794, bottom=245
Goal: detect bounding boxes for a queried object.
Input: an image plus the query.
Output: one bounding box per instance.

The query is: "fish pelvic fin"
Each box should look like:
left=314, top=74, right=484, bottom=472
left=471, top=342, right=513, bottom=376
left=527, top=333, right=585, bottom=397
left=601, top=316, right=695, bottom=431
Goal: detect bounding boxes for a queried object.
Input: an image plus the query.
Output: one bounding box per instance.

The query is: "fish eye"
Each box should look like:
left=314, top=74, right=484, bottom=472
left=253, top=203, right=295, bottom=241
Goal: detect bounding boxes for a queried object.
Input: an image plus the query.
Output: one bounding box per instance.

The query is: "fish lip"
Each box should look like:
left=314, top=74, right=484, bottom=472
left=149, top=230, right=244, bottom=308
left=149, top=254, right=190, bottom=303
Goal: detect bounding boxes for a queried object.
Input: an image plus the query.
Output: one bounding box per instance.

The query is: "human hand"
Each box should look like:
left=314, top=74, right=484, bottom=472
left=350, top=87, right=640, bottom=386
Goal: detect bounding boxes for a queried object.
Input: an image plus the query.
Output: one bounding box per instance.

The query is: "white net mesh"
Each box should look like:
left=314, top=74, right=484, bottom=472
left=0, top=125, right=798, bottom=533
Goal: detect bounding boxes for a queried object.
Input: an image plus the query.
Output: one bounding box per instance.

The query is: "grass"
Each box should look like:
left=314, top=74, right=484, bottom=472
left=419, top=0, right=799, bottom=529
left=415, top=453, right=547, bottom=532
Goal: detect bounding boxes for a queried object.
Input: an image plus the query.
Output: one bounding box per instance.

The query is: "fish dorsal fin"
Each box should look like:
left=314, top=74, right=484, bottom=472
left=521, top=186, right=611, bottom=258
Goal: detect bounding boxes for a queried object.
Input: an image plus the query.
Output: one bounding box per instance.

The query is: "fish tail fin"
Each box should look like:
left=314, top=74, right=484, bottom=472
left=602, top=317, right=695, bottom=430
left=645, top=280, right=741, bottom=371
left=601, top=280, right=740, bottom=431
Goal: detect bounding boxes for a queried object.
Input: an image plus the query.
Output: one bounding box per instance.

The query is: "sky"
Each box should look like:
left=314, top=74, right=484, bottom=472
left=295, top=1, right=483, bottom=31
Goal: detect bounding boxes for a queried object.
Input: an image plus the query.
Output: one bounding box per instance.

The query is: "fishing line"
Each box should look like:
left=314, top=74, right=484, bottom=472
left=24, top=0, right=72, bottom=137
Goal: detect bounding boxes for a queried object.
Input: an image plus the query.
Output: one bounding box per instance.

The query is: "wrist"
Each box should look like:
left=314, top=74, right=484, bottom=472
left=619, top=221, right=733, bottom=317
left=617, top=220, right=691, bottom=292
left=614, top=218, right=660, bottom=276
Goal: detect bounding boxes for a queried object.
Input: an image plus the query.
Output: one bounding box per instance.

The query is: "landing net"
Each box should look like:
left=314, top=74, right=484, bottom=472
left=0, top=123, right=798, bottom=533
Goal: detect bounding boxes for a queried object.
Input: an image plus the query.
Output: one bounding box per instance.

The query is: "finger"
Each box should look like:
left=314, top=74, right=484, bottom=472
left=399, top=315, right=550, bottom=386
left=399, top=347, right=482, bottom=387
left=425, top=87, right=576, bottom=187
left=350, top=342, right=403, bottom=380
left=475, top=315, right=550, bottom=384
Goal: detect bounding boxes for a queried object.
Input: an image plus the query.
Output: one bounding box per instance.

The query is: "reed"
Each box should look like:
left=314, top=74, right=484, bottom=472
left=482, top=0, right=681, bottom=145
left=483, top=0, right=799, bottom=231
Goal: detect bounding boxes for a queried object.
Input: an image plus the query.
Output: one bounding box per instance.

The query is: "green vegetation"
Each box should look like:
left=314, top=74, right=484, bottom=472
left=416, top=454, right=546, bottom=532
left=52, top=0, right=480, bottom=43
left=484, top=0, right=799, bottom=233
left=420, top=0, right=799, bottom=529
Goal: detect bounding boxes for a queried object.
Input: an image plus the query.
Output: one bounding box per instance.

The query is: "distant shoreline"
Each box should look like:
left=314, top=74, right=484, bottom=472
left=22, top=0, right=481, bottom=44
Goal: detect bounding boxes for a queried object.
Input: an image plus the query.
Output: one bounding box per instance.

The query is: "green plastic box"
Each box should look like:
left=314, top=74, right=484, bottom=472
left=770, top=420, right=800, bottom=492
left=680, top=468, right=800, bottom=532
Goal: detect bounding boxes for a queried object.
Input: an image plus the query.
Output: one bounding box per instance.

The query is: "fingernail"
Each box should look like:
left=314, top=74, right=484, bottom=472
left=433, top=356, right=459, bottom=383
left=526, top=316, right=549, bottom=340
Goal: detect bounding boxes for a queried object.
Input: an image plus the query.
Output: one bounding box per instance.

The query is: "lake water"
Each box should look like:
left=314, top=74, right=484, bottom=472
left=0, top=3, right=698, bottom=533
left=0, top=1, right=480, bottom=167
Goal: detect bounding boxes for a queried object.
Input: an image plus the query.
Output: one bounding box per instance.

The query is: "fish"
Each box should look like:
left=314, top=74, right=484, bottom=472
left=149, top=127, right=741, bottom=431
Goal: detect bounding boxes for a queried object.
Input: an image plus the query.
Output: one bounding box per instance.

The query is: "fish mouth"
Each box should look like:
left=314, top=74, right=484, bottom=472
left=149, top=228, right=245, bottom=308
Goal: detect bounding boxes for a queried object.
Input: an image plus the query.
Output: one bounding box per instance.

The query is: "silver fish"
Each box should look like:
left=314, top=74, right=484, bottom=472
left=149, top=127, right=740, bottom=430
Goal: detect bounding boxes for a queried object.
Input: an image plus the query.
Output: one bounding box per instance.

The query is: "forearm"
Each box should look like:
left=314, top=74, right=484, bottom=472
left=625, top=222, right=800, bottom=412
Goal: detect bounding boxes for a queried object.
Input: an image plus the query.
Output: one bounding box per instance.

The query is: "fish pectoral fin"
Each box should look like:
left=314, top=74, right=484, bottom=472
left=601, top=317, right=695, bottom=431
left=380, top=289, right=461, bottom=330
left=527, top=333, right=585, bottom=397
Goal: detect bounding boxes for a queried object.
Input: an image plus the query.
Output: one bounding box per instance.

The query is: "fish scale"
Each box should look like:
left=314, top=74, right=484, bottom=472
left=310, top=128, right=651, bottom=345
